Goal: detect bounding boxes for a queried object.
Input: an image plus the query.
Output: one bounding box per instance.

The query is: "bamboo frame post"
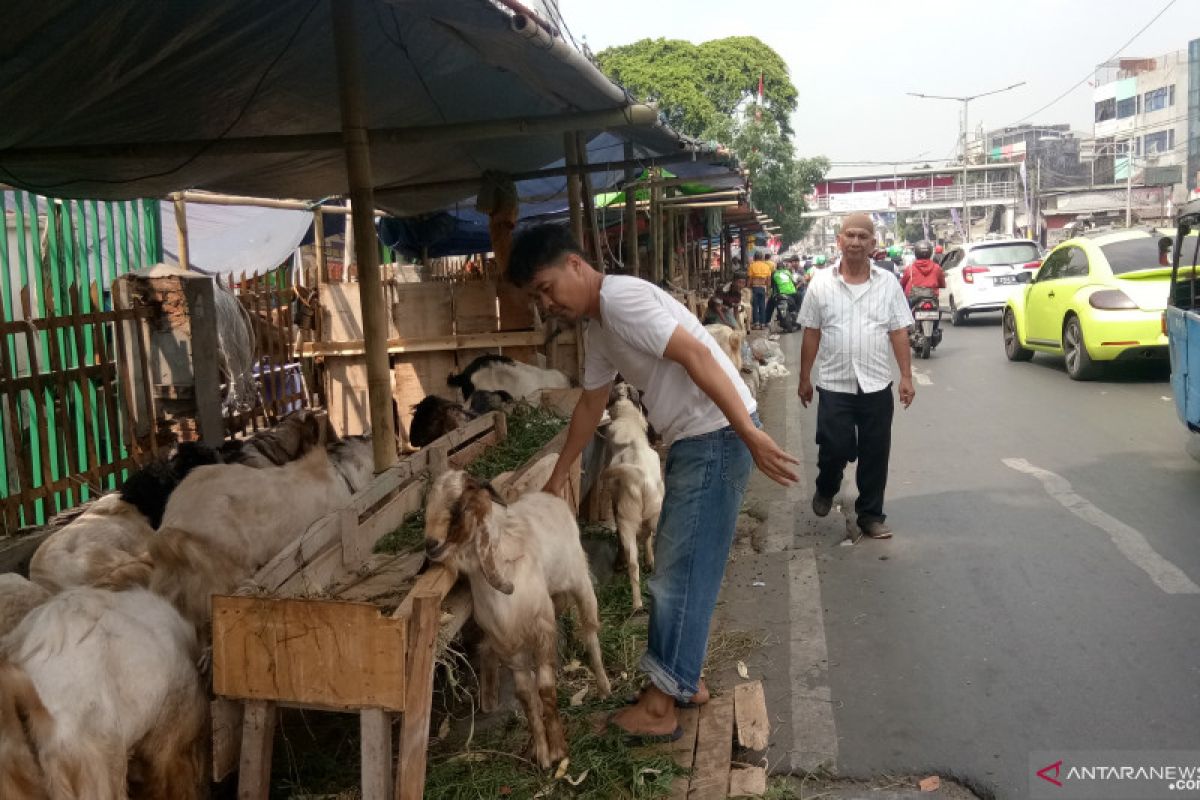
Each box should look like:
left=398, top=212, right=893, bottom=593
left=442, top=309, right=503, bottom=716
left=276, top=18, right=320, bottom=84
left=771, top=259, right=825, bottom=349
left=314, top=208, right=328, bottom=284
left=172, top=193, right=189, bottom=270
left=666, top=205, right=677, bottom=286
left=575, top=132, right=603, bottom=270
left=622, top=141, right=639, bottom=276
left=332, top=0, right=396, bottom=473
left=564, top=133, right=584, bottom=247
left=648, top=171, right=661, bottom=285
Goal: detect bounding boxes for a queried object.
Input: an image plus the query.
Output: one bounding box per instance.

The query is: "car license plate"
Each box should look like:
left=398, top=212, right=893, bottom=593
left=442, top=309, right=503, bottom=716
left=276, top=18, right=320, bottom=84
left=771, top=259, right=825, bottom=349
left=915, top=311, right=939, bottom=321
left=992, top=275, right=1019, bottom=286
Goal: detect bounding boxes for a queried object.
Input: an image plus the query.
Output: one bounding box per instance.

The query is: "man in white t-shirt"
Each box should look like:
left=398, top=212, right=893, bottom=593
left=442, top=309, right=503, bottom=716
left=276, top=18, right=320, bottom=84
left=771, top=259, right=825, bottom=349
left=508, top=224, right=798, bottom=744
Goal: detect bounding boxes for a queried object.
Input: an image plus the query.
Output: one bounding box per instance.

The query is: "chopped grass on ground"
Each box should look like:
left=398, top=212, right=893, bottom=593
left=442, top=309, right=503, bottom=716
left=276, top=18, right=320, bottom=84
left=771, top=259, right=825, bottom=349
left=373, top=509, right=426, bottom=555
left=467, top=403, right=567, bottom=481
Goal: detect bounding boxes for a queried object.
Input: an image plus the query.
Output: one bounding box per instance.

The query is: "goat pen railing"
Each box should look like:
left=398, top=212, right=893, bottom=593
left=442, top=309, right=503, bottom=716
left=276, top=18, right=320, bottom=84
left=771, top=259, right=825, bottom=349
left=0, top=190, right=163, bottom=532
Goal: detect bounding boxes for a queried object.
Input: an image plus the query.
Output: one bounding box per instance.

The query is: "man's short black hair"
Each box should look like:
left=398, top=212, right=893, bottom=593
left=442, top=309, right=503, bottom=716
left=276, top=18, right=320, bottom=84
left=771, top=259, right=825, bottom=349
left=507, top=223, right=584, bottom=287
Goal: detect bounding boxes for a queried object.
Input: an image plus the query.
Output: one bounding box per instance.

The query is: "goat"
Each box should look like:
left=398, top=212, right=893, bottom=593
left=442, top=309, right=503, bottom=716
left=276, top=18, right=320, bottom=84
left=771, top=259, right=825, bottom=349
left=449, top=354, right=569, bottom=402
left=447, top=353, right=515, bottom=399
left=218, top=408, right=324, bottom=467
left=424, top=471, right=610, bottom=768
left=108, top=436, right=375, bottom=639
left=600, top=386, right=664, bottom=612
left=29, top=443, right=220, bottom=593
left=409, top=395, right=473, bottom=448
left=0, top=587, right=207, bottom=800
left=704, top=323, right=744, bottom=372
left=0, top=574, right=49, bottom=638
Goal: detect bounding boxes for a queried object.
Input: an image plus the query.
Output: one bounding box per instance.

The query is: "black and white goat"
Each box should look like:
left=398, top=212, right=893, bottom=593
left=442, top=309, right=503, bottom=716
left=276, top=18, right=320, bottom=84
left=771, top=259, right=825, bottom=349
left=600, top=385, right=664, bottom=612
left=423, top=470, right=610, bottom=768
left=448, top=353, right=569, bottom=402
left=29, top=443, right=220, bottom=593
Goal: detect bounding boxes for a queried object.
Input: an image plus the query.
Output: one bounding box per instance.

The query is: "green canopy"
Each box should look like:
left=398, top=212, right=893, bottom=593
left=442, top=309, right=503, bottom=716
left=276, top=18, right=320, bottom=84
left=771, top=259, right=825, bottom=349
left=595, top=168, right=722, bottom=208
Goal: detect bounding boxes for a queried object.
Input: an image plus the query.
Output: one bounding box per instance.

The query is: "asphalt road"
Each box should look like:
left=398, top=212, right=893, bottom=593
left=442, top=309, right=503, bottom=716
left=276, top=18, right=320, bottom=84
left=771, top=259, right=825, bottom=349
left=783, top=314, right=1200, bottom=797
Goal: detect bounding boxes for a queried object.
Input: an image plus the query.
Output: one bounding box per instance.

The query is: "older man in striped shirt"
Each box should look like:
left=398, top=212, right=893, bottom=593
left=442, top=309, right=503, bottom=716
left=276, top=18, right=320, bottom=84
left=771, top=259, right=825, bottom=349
left=796, top=213, right=915, bottom=540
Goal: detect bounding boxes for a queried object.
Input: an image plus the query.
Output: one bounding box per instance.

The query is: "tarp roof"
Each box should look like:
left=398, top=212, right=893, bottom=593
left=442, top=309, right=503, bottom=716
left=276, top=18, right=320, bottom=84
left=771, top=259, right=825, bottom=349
left=0, top=0, right=697, bottom=216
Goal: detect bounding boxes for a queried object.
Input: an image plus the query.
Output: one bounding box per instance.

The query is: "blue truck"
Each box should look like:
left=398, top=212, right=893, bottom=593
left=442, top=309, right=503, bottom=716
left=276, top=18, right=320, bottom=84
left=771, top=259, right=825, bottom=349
left=1167, top=198, right=1200, bottom=460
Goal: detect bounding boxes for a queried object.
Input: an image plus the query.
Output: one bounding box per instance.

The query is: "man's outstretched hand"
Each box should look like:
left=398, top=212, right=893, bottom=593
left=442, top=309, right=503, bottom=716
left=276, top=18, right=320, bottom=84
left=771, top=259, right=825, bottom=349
left=745, top=428, right=800, bottom=487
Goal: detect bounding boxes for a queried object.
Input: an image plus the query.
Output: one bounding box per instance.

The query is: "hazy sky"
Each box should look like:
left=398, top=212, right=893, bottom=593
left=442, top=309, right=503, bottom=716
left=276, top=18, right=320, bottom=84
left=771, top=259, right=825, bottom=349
left=558, top=0, right=1196, bottom=175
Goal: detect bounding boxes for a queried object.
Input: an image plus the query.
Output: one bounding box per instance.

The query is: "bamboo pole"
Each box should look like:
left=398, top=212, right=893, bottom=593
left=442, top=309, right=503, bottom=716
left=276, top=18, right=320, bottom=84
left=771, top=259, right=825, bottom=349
left=332, top=0, right=395, bottom=473
left=172, top=194, right=189, bottom=270
left=666, top=206, right=676, bottom=285
left=648, top=172, right=661, bottom=285
left=575, top=132, right=603, bottom=270
left=622, top=141, right=639, bottom=276
left=563, top=133, right=584, bottom=247
left=179, top=191, right=353, bottom=214
left=313, top=209, right=328, bottom=284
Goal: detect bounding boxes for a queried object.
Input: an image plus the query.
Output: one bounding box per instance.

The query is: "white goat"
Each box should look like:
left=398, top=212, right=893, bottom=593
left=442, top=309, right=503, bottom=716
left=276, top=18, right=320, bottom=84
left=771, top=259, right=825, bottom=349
left=0, top=574, right=49, bottom=638
left=704, top=323, right=744, bottom=372
left=465, top=361, right=570, bottom=402
left=30, top=443, right=220, bottom=594
left=600, top=388, right=664, bottom=612
left=0, top=587, right=207, bottom=800
left=29, top=493, right=155, bottom=594
left=108, top=436, right=375, bottom=637
left=423, top=470, right=610, bottom=768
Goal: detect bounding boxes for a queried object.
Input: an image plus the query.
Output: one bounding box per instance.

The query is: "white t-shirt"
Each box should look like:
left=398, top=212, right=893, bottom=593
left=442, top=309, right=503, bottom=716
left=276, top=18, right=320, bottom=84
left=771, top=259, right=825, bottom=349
left=582, top=276, right=756, bottom=444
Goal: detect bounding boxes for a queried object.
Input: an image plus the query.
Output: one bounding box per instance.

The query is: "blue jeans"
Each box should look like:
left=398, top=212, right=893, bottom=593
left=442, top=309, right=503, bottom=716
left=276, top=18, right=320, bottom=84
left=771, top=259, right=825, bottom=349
left=751, top=286, right=767, bottom=325
left=640, top=415, right=758, bottom=701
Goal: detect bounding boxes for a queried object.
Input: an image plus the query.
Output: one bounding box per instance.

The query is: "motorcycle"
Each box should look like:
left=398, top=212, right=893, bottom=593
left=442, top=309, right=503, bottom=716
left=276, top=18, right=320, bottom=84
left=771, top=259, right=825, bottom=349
left=771, top=292, right=802, bottom=333
left=908, top=288, right=943, bottom=359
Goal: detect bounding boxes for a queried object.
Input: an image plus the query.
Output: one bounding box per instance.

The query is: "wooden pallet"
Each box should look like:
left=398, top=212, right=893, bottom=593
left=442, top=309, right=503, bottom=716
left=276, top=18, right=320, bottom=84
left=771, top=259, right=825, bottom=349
left=667, top=681, right=770, bottom=799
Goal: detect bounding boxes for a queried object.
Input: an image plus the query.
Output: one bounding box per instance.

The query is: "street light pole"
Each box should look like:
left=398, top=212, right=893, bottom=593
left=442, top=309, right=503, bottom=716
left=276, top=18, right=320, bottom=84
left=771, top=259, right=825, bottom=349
left=907, top=81, right=1025, bottom=243
left=1125, top=141, right=1133, bottom=228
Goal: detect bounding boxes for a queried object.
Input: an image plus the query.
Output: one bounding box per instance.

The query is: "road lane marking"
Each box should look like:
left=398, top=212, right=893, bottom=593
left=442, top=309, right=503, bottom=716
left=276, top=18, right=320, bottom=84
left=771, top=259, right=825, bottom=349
left=913, top=371, right=933, bottom=386
left=782, top=362, right=839, bottom=772
left=1002, top=457, right=1200, bottom=595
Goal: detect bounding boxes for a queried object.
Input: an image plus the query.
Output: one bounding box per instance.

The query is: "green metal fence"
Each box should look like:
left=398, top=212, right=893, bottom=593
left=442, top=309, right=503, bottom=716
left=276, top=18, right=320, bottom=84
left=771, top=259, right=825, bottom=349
left=0, top=191, right=163, bottom=532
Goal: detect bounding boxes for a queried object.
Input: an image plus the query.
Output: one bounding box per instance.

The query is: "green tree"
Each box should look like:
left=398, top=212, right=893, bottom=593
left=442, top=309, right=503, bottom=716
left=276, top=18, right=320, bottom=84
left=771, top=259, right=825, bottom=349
left=731, top=116, right=829, bottom=244
left=596, top=37, right=797, bottom=140
left=596, top=36, right=826, bottom=246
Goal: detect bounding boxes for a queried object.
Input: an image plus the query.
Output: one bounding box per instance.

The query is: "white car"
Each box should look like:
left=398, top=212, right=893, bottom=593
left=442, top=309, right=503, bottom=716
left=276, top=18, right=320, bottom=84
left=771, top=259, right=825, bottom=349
left=939, top=239, right=1042, bottom=325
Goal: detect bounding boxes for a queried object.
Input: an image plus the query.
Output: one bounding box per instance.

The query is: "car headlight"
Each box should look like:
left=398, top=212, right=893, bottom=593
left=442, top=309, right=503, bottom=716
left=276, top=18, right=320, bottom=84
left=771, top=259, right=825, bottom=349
left=1088, top=289, right=1137, bottom=310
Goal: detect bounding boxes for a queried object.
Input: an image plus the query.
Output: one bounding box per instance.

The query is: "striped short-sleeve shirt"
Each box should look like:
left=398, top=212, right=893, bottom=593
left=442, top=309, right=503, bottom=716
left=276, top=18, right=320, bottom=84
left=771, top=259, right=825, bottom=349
left=797, top=262, right=914, bottom=394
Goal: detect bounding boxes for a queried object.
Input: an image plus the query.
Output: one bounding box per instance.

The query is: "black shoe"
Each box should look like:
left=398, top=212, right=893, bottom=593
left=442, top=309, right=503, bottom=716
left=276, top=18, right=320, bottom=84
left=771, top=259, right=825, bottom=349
left=860, top=519, right=893, bottom=539
left=812, top=492, right=833, bottom=517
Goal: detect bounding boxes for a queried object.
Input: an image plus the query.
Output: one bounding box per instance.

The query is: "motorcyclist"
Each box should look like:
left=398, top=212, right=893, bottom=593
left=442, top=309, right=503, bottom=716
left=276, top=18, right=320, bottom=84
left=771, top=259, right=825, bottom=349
left=886, top=244, right=905, bottom=277
left=767, top=258, right=801, bottom=331
left=900, top=240, right=946, bottom=304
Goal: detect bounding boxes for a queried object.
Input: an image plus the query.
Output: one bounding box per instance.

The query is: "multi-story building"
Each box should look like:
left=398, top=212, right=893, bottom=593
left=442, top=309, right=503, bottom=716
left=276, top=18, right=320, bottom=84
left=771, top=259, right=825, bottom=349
left=984, top=123, right=1088, bottom=188
left=1092, top=48, right=1191, bottom=202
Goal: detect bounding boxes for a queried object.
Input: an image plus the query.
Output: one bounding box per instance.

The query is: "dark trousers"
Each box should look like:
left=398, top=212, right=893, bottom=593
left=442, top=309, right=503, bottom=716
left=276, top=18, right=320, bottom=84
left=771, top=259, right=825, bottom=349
left=814, top=385, right=894, bottom=524
left=751, top=286, right=767, bottom=325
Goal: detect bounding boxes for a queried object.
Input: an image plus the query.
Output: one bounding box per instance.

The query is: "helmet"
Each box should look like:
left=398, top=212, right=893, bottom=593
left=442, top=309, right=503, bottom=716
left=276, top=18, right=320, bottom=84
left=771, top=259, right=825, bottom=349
left=814, top=255, right=828, bottom=266
left=886, top=245, right=902, bottom=259
left=914, top=240, right=934, bottom=259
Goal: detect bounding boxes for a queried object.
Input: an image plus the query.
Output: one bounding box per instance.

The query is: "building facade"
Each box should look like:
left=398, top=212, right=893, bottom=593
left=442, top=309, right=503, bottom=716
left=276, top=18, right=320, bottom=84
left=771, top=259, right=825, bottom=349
left=1092, top=49, right=1191, bottom=201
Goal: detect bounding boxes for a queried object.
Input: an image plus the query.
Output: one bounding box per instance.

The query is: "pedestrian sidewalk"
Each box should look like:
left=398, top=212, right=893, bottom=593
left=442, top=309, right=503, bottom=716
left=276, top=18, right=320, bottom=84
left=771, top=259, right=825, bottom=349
left=696, top=332, right=982, bottom=799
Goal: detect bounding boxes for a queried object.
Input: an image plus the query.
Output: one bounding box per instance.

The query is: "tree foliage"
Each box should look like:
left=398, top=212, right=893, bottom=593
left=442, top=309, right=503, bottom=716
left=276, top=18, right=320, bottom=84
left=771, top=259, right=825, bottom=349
left=596, top=36, right=826, bottom=247
left=595, top=37, right=796, bottom=140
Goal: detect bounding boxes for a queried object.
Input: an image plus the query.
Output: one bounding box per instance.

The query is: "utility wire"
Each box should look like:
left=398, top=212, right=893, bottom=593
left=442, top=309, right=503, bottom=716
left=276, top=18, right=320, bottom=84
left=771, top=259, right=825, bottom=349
left=1003, top=0, right=1178, bottom=126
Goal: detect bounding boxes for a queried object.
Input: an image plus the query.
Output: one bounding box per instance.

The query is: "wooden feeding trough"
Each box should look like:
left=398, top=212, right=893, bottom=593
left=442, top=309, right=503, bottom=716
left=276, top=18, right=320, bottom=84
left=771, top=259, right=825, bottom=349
left=211, top=396, right=582, bottom=800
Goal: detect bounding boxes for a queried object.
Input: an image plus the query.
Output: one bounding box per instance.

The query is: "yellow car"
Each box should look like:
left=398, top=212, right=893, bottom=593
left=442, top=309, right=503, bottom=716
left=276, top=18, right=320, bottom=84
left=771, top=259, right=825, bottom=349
left=1003, top=229, right=1174, bottom=380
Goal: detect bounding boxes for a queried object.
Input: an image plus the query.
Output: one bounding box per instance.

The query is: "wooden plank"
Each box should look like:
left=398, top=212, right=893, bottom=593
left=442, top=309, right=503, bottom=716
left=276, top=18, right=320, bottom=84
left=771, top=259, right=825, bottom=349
left=236, top=700, right=276, bottom=800
left=299, top=329, right=575, bottom=358
left=334, top=552, right=426, bottom=604
left=212, top=595, right=408, bottom=711
left=688, top=695, right=734, bottom=800
left=395, top=591, right=440, bottom=800
left=727, top=765, right=767, bottom=798
left=390, top=282, right=452, bottom=342
left=349, top=456, right=419, bottom=517
left=446, top=429, right=497, bottom=469
left=211, top=698, right=244, bottom=782
left=497, top=279, right=534, bottom=331
left=132, top=298, right=159, bottom=457
left=539, top=387, right=582, bottom=418
left=361, top=707, right=394, bottom=800
left=393, top=565, right=457, bottom=620
left=342, top=478, right=427, bottom=570
left=0, top=328, right=36, bottom=526
left=667, top=705, right=701, bottom=800
left=393, top=351, right=458, bottom=435
left=452, top=280, right=498, bottom=335
left=733, top=681, right=770, bottom=752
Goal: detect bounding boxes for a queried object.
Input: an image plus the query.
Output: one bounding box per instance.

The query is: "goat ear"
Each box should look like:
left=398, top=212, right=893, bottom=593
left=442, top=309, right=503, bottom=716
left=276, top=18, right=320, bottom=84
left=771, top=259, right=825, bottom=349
left=462, top=486, right=513, bottom=595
